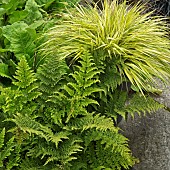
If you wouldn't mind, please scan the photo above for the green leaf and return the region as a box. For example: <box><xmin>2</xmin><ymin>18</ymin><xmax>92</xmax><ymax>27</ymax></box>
<box><xmin>0</xmin><ymin>63</ymin><xmax>11</xmax><ymax>78</ymax></box>
<box><xmin>1</xmin><ymin>0</ymin><xmax>22</xmax><ymax>14</ymax></box>
<box><xmin>25</xmin><ymin>0</ymin><xmax>43</xmax><ymax>25</ymax></box>
<box><xmin>2</xmin><ymin>22</ymin><xmax>37</xmax><ymax>60</ymax></box>
<box><xmin>29</xmin><ymin>20</ymin><xmax>45</xmax><ymax>29</ymax></box>
<box><xmin>8</xmin><ymin>10</ymin><xmax>28</xmax><ymax>24</ymax></box>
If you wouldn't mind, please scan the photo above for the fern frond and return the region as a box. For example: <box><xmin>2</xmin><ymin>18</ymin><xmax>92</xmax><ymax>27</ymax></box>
<box><xmin>13</xmin><ymin>57</ymin><xmax>37</xmax><ymax>88</ymax></box>
<box><xmin>50</xmin><ymin>107</ymin><xmax>66</xmax><ymax>126</ymax></box>
<box><xmin>27</xmin><ymin>136</ymin><xmax>83</xmax><ymax>167</ymax></box>
<box><xmin>105</xmin><ymin>90</ymin><xmax>128</xmax><ymax>122</ymax></box>
<box><xmin>56</xmin><ymin>136</ymin><xmax>83</xmax><ymax>165</ymax></box>
<box><xmin>7</xmin><ymin>113</ymin><xmax>53</xmax><ymax>141</ymax></box>
<box><xmin>37</xmin><ymin>55</ymin><xmax>68</xmax><ymax>105</ymax></box>
<box><xmin>6</xmin><ymin>143</ymin><xmax>21</xmax><ymax>169</ymax></box>
<box><xmin>19</xmin><ymin>156</ymin><xmax>58</xmax><ymax>170</ymax></box>
<box><xmin>84</xmin><ymin>130</ymin><xmax>137</xmax><ymax>169</ymax></box>
<box><xmin>0</xmin><ymin>88</ymin><xmax>23</xmax><ymax>115</ymax></box>
<box><xmin>65</xmin><ymin>51</ymin><xmax>102</xmax><ymax>98</ymax></box>
<box><xmin>86</xmin><ymin>140</ymin><xmax>134</xmax><ymax>170</ymax></box>
<box><xmin>65</xmin><ymin>113</ymin><xmax>118</xmax><ymax>132</ymax></box>
<box><xmin>7</xmin><ymin>113</ymin><xmax>73</xmax><ymax>150</ymax></box>
<box><xmin>0</xmin><ymin>135</ymin><xmax>15</xmax><ymax>168</ymax></box>
<box><xmin>124</xmin><ymin>93</ymin><xmax>164</xmax><ymax>118</ymax></box>
<box><xmin>101</xmin><ymin>63</ymin><xmax>126</xmax><ymax>92</ymax></box>
<box><xmin>64</xmin><ymin>51</ymin><xmax>103</xmax><ymax>122</ymax></box>
<box><xmin>0</xmin><ymin>58</ymin><xmax>41</xmax><ymax>116</ymax></box>
<box><xmin>49</xmin><ymin>131</ymin><xmax>71</xmax><ymax>148</ymax></box>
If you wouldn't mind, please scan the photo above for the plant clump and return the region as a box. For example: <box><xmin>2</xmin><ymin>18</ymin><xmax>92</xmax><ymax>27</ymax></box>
<box><xmin>43</xmin><ymin>0</ymin><xmax>170</xmax><ymax>93</ymax></box>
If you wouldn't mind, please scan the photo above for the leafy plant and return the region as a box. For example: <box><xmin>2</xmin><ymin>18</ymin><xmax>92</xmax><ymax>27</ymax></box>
<box><xmin>0</xmin><ymin>0</ymin><xmax>80</xmax><ymax>86</ymax></box>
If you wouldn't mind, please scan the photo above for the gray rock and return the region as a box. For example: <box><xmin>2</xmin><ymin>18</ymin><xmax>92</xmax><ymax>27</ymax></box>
<box><xmin>119</xmin><ymin>82</ymin><xmax>170</xmax><ymax>170</ymax></box>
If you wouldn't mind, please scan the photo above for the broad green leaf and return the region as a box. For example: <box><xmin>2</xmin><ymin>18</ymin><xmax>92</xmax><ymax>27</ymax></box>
<box><xmin>0</xmin><ymin>63</ymin><xmax>11</xmax><ymax>78</ymax></box>
<box><xmin>2</xmin><ymin>22</ymin><xmax>37</xmax><ymax>60</ymax></box>
<box><xmin>25</xmin><ymin>0</ymin><xmax>43</xmax><ymax>25</ymax></box>
<box><xmin>8</xmin><ymin>10</ymin><xmax>28</xmax><ymax>24</ymax></box>
<box><xmin>1</xmin><ymin>0</ymin><xmax>21</xmax><ymax>14</ymax></box>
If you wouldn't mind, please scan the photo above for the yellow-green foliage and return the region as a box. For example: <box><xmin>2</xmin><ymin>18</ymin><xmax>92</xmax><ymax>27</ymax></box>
<box><xmin>43</xmin><ymin>0</ymin><xmax>170</xmax><ymax>93</ymax></box>
<box><xmin>0</xmin><ymin>52</ymin><xmax>140</xmax><ymax>169</ymax></box>
<box><xmin>0</xmin><ymin>1</ymin><xmax>169</xmax><ymax>169</ymax></box>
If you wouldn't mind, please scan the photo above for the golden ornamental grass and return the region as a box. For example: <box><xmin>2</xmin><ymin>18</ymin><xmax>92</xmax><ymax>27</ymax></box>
<box><xmin>42</xmin><ymin>0</ymin><xmax>170</xmax><ymax>93</ymax></box>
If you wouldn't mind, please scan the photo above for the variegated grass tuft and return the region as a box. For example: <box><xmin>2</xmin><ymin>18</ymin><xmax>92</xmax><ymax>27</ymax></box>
<box><xmin>42</xmin><ymin>0</ymin><xmax>170</xmax><ymax>93</ymax></box>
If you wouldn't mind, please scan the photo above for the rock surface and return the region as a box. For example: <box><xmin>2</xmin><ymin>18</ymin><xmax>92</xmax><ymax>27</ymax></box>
<box><xmin>119</xmin><ymin>82</ymin><xmax>170</xmax><ymax>170</ymax></box>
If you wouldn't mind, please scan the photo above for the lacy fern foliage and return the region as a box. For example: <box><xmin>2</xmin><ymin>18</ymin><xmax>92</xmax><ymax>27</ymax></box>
<box><xmin>64</xmin><ymin>51</ymin><xmax>103</xmax><ymax>122</ymax></box>
<box><xmin>37</xmin><ymin>54</ymin><xmax>69</xmax><ymax>105</ymax></box>
<box><xmin>0</xmin><ymin>128</ymin><xmax>20</xmax><ymax>169</ymax></box>
<box><xmin>0</xmin><ymin>58</ymin><xmax>41</xmax><ymax>116</ymax></box>
<box><xmin>124</xmin><ymin>93</ymin><xmax>165</xmax><ymax>117</ymax></box>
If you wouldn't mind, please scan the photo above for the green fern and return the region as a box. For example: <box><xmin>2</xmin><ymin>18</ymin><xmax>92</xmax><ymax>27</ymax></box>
<box><xmin>1</xmin><ymin>43</ymin><xmax>162</xmax><ymax>169</ymax></box>
<box><xmin>100</xmin><ymin>60</ymin><xmax>126</xmax><ymax>93</ymax></box>
<box><xmin>0</xmin><ymin>128</ymin><xmax>5</xmax><ymax>149</ymax></box>
<box><xmin>19</xmin><ymin>156</ymin><xmax>62</xmax><ymax>170</ymax></box>
<box><xmin>36</xmin><ymin>55</ymin><xmax>69</xmax><ymax>126</ymax></box>
<box><xmin>0</xmin><ymin>128</ymin><xmax>16</xmax><ymax>169</ymax></box>
<box><xmin>37</xmin><ymin>55</ymin><xmax>69</xmax><ymax>105</ymax></box>
<box><xmin>13</xmin><ymin>57</ymin><xmax>37</xmax><ymax>89</ymax></box>
<box><xmin>0</xmin><ymin>58</ymin><xmax>42</xmax><ymax>169</ymax></box>
<box><xmin>104</xmin><ymin>89</ymin><xmax>128</xmax><ymax>122</ymax></box>
<box><xmin>0</xmin><ymin>57</ymin><xmax>41</xmax><ymax>116</ymax></box>
<box><xmin>6</xmin><ymin>143</ymin><xmax>21</xmax><ymax>170</ymax></box>
<box><xmin>65</xmin><ymin>113</ymin><xmax>136</xmax><ymax>169</ymax></box>
<box><xmin>7</xmin><ymin>113</ymin><xmax>71</xmax><ymax>148</ymax></box>
<box><xmin>115</xmin><ymin>93</ymin><xmax>165</xmax><ymax>118</ymax></box>
<box><xmin>65</xmin><ymin>113</ymin><xmax>118</xmax><ymax>132</ymax></box>
<box><xmin>7</xmin><ymin>113</ymin><xmax>53</xmax><ymax>140</ymax></box>
<box><xmin>84</xmin><ymin>130</ymin><xmax>137</xmax><ymax>169</ymax></box>
<box><xmin>26</xmin><ymin>136</ymin><xmax>83</xmax><ymax>168</ymax></box>
<box><xmin>64</xmin><ymin>51</ymin><xmax>103</xmax><ymax>122</ymax></box>
<box><xmin>7</xmin><ymin>113</ymin><xmax>83</xmax><ymax>168</ymax></box>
